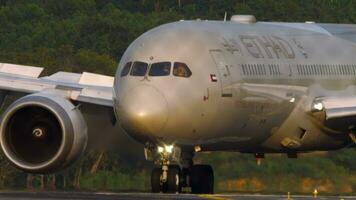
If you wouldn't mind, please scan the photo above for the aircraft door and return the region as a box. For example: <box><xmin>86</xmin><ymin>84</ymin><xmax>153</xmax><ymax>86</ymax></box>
<box><xmin>210</xmin><ymin>50</ymin><xmax>233</xmax><ymax>97</ymax></box>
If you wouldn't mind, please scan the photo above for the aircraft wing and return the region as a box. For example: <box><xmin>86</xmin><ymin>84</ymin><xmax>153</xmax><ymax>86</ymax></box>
<box><xmin>239</xmin><ymin>83</ymin><xmax>356</xmax><ymax>120</ymax></box>
<box><xmin>238</xmin><ymin>83</ymin><xmax>308</xmax><ymax>103</ymax></box>
<box><xmin>311</xmin><ymin>96</ymin><xmax>356</xmax><ymax>120</ymax></box>
<box><xmin>0</xmin><ymin>63</ymin><xmax>114</xmax><ymax>107</ymax></box>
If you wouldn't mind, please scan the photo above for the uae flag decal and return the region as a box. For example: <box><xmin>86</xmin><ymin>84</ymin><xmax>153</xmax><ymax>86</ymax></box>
<box><xmin>210</xmin><ymin>74</ymin><xmax>218</xmax><ymax>82</ymax></box>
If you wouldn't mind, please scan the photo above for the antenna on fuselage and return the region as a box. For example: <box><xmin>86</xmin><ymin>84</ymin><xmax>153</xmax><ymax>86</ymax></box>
<box><xmin>224</xmin><ymin>12</ymin><xmax>227</xmax><ymax>22</ymax></box>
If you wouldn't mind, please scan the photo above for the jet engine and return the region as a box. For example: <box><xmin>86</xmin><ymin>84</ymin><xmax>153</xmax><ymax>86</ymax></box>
<box><xmin>0</xmin><ymin>93</ymin><xmax>88</xmax><ymax>173</ymax></box>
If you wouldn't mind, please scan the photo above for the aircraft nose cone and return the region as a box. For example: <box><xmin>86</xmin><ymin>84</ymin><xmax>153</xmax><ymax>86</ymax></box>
<box><xmin>119</xmin><ymin>85</ymin><xmax>168</xmax><ymax>136</ymax></box>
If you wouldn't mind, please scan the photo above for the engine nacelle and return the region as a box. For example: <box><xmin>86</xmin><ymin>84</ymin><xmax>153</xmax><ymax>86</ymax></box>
<box><xmin>0</xmin><ymin>93</ymin><xmax>88</xmax><ymax>173</ymax></box>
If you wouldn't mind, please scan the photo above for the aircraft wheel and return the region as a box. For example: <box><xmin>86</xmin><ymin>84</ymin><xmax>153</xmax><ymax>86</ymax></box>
<box><xmin>190</xmin><ymin>165</ymin><xmax>214</xmax><ymax>194</ymax></box>
<box><xmin>166</xmin><ymin>165</ymin><xmax>181</xmax><ymax>193</ymax></box>
<box><xmin>151</xmin><ymin>168</ymin><xmax>162</xmax><ymax>193</ymax></box>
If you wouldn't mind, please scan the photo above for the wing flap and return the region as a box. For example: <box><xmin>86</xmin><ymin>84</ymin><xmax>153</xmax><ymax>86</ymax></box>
<box><xmin>0</xmin><ymin>63</ymin><xmax>43</xmax><ymax>78</ymax></box>
<box><xmin>79</xmin><ymin>72</ymin><xmax>114</xmax><ymax>87</ymax></box>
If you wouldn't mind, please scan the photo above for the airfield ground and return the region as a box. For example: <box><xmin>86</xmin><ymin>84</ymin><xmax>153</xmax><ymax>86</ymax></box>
<box><xmin>0</xmin><ymin>192</ymin><xmax>353</xmax><ymax>200</ymax></box>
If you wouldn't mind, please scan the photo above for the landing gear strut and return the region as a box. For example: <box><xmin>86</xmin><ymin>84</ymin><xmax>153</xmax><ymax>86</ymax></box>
<box><xmin>149</xmin><ymin>146</ymin><xmax>214</xmax><ymax>194</ymax></box>
<box><xmin>151</xmin><ymin>165</ymin><xmax>181</xmax><ymax>193</ymax></box>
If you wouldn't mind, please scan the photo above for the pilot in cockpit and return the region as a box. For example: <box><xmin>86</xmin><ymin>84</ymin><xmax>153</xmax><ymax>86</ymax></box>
<box><xmin>173</xmin><ymin>62</ymin><xmax>190</xmax><ymax>77</ymax></box>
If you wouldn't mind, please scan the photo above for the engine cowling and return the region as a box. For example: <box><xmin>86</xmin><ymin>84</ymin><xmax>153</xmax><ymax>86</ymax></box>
<box><xmin>0</xmin><ymin>93</ymin><xmax>88</xmax><ymax>173</ymax></box>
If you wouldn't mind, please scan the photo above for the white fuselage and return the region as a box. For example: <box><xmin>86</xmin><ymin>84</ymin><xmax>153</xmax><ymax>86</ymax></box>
<box><xmin>113</xmin><ymin>20</ymin><xmax>354</xmax><ymax>153</ymax></box>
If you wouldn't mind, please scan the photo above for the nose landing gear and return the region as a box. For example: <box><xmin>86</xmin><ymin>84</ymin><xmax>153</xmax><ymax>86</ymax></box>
<box><xmin>147</xmin><ymin>145</ymin><xmax>214</xmax><ymax>194</ymax></box>
<box><xmin>151</xmin><ymin>165</ymin><xmax>181</xmax><ymax>193</ymax></box>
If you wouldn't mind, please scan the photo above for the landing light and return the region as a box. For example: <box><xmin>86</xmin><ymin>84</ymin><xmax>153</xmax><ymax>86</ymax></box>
<box><xmin>165</xmin><ymin>145</ymin><xmax>174</xmax><ymax>153</ymax></box>
<box><xmin>313</xmin><ymin>102</ymin><xmax>324</xmax><ymax>111</ymax></box>
<box><xmin>138</xmin><ymin>111</ymin><xmax>146</xmax><ymax>117</ymax></box>
<box><xmin>157</xmin><ymin>145</ymin><xmax>174</xmax><ymax>154</ymax></box>
<box><xmin>157</xmin><ymin>146</ymin><xmax>164</xmax><ymax>153</ymax></box>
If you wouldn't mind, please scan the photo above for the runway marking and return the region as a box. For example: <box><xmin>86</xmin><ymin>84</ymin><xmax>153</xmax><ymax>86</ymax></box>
<box><xmin>198</xmin><ymin>194</ymin><xmax>232</xmax><ymax>200</ymax></box>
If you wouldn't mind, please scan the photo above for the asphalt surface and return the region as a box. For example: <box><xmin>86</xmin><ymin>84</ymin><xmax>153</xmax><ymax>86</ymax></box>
<box><xmin>0</xmin><ymin>192</ymin><xmax>353</xmax><ymax>200</ymax></box>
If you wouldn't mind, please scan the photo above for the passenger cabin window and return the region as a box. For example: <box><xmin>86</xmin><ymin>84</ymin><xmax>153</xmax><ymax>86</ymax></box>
<box><xmin>149</xmin><ymin>62</ymin><xmax>171</xmax><ymax>76</ymax></box>
<box><xmin>130</xmin><ymin>61</ymin><xmax>148</xmax><ymax>76</ymax></box>
<box><xmin>120</xmin><ymin>62</ymin><xmax>132</xmax><ymax>77</ymax></box>
<box><xmin>173</xmin><ymin>62</ymin><xmax>192</xmax><ymax>78</ymax></box>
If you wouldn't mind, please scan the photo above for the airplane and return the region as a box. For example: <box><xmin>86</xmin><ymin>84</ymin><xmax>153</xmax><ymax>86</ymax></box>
<box><xmin>0</xmin><ymin>14</ymin><xmax>355</xmax><ymax>194</ymax></box>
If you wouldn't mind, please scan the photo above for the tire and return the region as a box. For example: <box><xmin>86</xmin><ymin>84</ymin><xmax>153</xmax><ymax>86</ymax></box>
<box><xmin>181</xmin><ymin>168</ymin><xmax>190</xmax><ymax>187</ymax></box>
<box><xmin>151</xmin><ymin>168</ymin><xmax>162</xmax><ymax>193</ymax></box>
<box><xmin>190</xmin><ymin>165</ymin><xmax>214</xmax><ymax>194</ymax></box>
<box><xmin>166</xmin><ymin>165</ymin><xmax>181</xmax><ymax>193</ymax></box>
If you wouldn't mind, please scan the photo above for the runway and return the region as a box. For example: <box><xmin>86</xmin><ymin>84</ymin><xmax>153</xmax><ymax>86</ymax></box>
<box><xmin>0</xmin><ymin>192</ymin><xmax>353</xmax><ymax>200</ymax></box>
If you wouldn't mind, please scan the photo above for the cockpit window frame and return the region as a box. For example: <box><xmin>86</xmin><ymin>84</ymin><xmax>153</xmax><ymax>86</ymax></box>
<box><xmin>148</xmin><ymin>62</ymin><xmax>172</xmax><ymax>77</ymax></box>
<box><xmin>120</xmin><ymin>62</ymin><xmax>132</xmax><ymax>77</ymax></box>
<box><xmin>173</xmin><ymin>62</ymin><xmax>192</xmax><ymax>78</ymax></box>
<box><xmin>130</xmin><ymin>61</ymin><xmax>149</xmax><ymax>77</ymax></box>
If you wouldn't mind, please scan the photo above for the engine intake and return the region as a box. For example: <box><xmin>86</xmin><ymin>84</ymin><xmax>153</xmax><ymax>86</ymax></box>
<box><xmin>0</xmin><ymin>93</ymin><xmax>88</xmax><ymax>173</ymax></box>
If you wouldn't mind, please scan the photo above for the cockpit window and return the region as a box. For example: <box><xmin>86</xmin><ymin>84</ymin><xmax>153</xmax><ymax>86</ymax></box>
<box><xmin>149</xmin><ymin>62</ymin><xmax>171</xmax><ymax>76</ymax></box>
<box><xmin>120</xmin><ymin>62</ymin><xmax>132</xmax><ymax>77</ymax></box>
<box><xmin>130</xmin><ymin>61</ymin><xmax>148</xmax><ymax>76</ymax></box>
<box><xmin>173</xmin><ymin>62</ymin><xmax>192</xmax><ymax>78</ymax></box>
